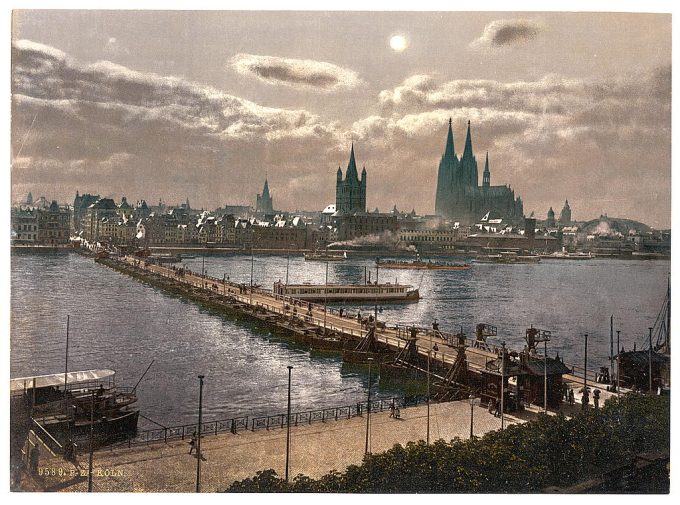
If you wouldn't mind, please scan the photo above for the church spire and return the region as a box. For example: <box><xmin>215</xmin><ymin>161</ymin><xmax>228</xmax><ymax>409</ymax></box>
<box><xmin>262</xmin><ymin>178</ymin><xmax>270</xmax><ymax>197</ymax></box>
<box><xmin>483</xmin><ymin>151</ymin><xmax>490</xmax><ymax>188</ymax></box>
<box><xmin>462</xmin><ymin>120</ymin><xmax>473</xmax><ymax>159</ymax></box>
<box><xmin>444</xmin><ymin>117</ymin><xmax>455</xmax><ymax>158</ymax></box>
<box><xmin>347</xmin><ymin>142</ymin><xmax>358</xmax><ymax>181</ymax></box>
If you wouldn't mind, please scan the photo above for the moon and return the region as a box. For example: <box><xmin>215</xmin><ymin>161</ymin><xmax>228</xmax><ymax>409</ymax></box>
<box><xmin>389</xmin><ymin>34</ymin><xmax>408</xmax><ymax>52</ymax></box>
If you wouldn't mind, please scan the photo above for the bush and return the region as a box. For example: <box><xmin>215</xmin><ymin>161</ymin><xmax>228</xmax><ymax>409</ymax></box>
<box><xmin>227</xmin><ymin>394</ymin><xmax>669</xmax><ymax>493</ymax></box>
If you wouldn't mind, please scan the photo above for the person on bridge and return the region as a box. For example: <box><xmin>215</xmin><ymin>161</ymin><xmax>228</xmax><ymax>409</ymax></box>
<box><xmin>433</xmin><ymin>343</ymin><xmax>439</xmax><ymax>359</ymax></box>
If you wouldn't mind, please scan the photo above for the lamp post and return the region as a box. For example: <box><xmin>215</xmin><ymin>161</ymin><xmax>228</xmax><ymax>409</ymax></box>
<box><xmin>582</xmin><ymin>334</ymin><xmax>588</xmax><ymax>411</ymax></box>
<box><xmin>285</xmin><ymin>366</ymin><xmax>293</xmax><ymax>482</ymax></box>
<box><xmin>427</xmin><ymin>331</ymin><xmax>431</xmax><ymax>445</ymax></box>
<box><xmin>648</xmin><ymin>327</ymin><xmax>653</xmax><ymax>393</ymax></box>
<box><xmin>365</xmin><ymin>358</ymin><xmax>373</xmax><ymax>455</ymax></box>
<box><xmin>544</xmin><ymin>339</ymin><xmax>548</xmax><ymax>413</ymax></box>
<box><xmin>500</xmin><ymin>341</ymin><xmax>506</xmax><ymax>430</ymax></box>
<box><xmin>286</xmin><ymin>246</ymin><xmax>291</xmax><ymax>286</ymax></box>
<box><xmin>468</xmin><ymin>394</ymin><xmax>480</xmax><ymax>439</ymax></box>
<box><xmin>616</xmin><ymin>330</ymin><xmax>621</xmax><ymax>398</ymax></box>
<box><xmin>196</xmin><ymin>375</ymin><xmax>205</xmax><ymax>493</ymax></box>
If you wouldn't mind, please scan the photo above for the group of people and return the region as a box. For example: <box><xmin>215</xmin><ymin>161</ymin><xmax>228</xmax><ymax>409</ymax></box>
<box><xmin>388</xmin><ymin>403</ymin><xmax>401</xmax><ymax>419</ymax></box>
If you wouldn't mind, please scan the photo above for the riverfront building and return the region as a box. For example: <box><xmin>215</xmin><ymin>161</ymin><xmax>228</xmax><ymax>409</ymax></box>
<box><xmin>434</xmin><ymin>119</ymin><xmax>523</xmax><ymax>225</ymax></box>
<box><xmin>11</xmin><ymin>200</ymin><xmax>71</xmax><ymax>245</ymax></box>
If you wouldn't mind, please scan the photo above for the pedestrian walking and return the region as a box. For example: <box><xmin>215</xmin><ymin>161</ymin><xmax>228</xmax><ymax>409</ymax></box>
<box><xmin>389</xmin><ymin>403</ymin><xmax>395</xmax><ymax>418</ymax></box>
<box><xmin>568</xmin><ymin>388</ymin><xmax>575</xmax><ymax>405</ymax></box>
<box><xmin>394</xmin><ymin>407</ymin><xmax>401</xmax><ymax>419</ymax></box>
<box><xmin>188</xmin><ymin>431</ymin><xmax>197</xmax><ymax>455</ymax></box>
<box><xmin>593</xmin><ymin>389</ymin><xmax>600</xmax><ymax>410</ymax></box>
<box><xmin>433</xmin><ymin>343</ymin><xmax>439</xmax><ymax>359</ymax></box>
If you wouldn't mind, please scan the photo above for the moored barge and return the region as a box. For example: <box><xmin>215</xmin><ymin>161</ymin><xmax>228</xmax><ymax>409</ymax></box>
<box><xmin>273</xmin><ymin>281</ymin><xmax>419</xmax><ymax>303</ymax></box>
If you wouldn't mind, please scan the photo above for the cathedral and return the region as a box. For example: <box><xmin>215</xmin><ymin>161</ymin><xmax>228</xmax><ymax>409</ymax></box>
<box><xmin>335</xmin><ymin>143</ymin><xmax>366</xmax><ymax>213</ymax></box>
<box><xmin>435</xmin><ymin>119</ymin><xmax>523</xmax><ymax>224</ymax></box>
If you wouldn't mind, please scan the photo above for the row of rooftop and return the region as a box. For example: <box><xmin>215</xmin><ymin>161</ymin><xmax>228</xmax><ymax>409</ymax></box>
<box><xmin>11</xmin><ymin>191</ymin><xmax>669</xmax><ymax>257</ymax></box>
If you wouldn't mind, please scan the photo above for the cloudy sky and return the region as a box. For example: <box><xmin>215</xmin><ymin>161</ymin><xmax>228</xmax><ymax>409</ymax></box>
<box><xmin>10</xmin><ymin>10</ymin><xmax>671</xmax><ymax>227</ymax></box>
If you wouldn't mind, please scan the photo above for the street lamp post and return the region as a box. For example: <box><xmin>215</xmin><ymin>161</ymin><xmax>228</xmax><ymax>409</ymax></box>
<box><xmin>616</xmin><ymin>330</ymin><xmax>621</xmax><ymax>398</ymax></box>
<box><xmin>544</xmin><ymin>339</ymin><xmax>548</xmax><ymax>413</ymax></box>
<box><xmin>285</xmin><ymin>366</ymin><xmax>293</xmax><ymax>482</ymax></box>
<box><xmin>648</xmin><ymin>327</ymin><xmax>653</xmax><ymax>393</ymax></box>
<box><xmin>365</xmin><ymin>358</ymin><xmax>373</xmax><ymax>455</ymax></box>
<box><xmin>427</xmin><ymin>331</ymin><xmax>431</xmax><ymax>445</ymax></box>
<box><xmin>196</xmin><ymin>375</ymin><xmax>205</xmax><ymax>493</ymax></box>
<box><xmin>500</xmin><ymin>342</ymin><xmax>505</xmax><ymax>430</ymax></box>
<box><xmin>583</xmin><ymin>334</ymin><xmax>588</xmax><ymax>410</ymax></box>
<box><xmin>468</xmin><ymin>394</ymin><xmax>479</xmax><ymax>439</ymax></box>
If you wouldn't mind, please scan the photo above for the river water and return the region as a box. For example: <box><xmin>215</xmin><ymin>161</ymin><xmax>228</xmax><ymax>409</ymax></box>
<box><xmin>10</xmin><ymin>250</ymin><xmax>669</xmax><ymax>426</ymax></box>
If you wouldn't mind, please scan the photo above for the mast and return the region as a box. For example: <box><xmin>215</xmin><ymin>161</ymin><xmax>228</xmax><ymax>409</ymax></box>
<box><xmin>666</xmin><ymin>275</ymin><xmax>671</xmax><ymax>354</ymax></box>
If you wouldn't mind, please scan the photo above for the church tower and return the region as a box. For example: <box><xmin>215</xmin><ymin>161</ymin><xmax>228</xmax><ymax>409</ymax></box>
<box><xmin>460</xmin><ymin>120</ymin><xmax>478</xmax><ymax>188</ymax></box>
<box><xmin>256</xmin><ymin>178</ymin><xmax>274</xmax><ymax>214</ymax></box>
<box><xmin>336</xmin><ymin>143</ymin><xmax>367</xmax><ymax>213</ymax></box>
<box><xmin>559</xmin><ymin>200</ymin><xmax>572</xmax><ymax>224</ymax></box>
<box><xmin>435</xmin><ymin>118</ymin><xmax>457</xmax><ymax>216</ymax></box>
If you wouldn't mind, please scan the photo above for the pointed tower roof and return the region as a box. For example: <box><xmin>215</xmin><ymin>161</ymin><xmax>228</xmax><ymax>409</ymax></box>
<box><xmin>462</xmin><ymin>120</ymin><xmax>473</xmax><ymax>159</ymax></box>
<box><xmin>483</xmin><ymin>152</ymin><xmax>490</xmax><ymax>174</ymax></box>
<box><xmin>346</xmin><ymin>142</ymin><xmax>359</xmax><ymax>180</ymax></box>
<box><xmin>444</xmin><ymin>117</ymin><xmax>455</xmax><ymax>158</ymax></box>
<box><xmin>262</xmin><ymin>178</ymin><xmax>270</xmax><ymax>197</ymax></box>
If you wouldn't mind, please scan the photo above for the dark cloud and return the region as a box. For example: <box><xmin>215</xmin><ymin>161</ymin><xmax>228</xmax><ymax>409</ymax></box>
<box><xmin>11</xmin><ymin>40</ymin><xmax>343</xmax><ymax>210</ymax></box>
<box><xmin>471</xmin><ymin>19</ymin><xmax>542</xmax><ymax>50</ymax></box>
<box><xmin>230</xmin><ymin>53</ymin><xmax>363</xmax><ymax>92</ymax></box>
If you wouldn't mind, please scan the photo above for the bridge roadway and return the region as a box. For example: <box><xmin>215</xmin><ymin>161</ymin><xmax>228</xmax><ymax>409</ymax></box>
<box><xmin>120</xmin><ymin>256</ymin><xmax>498</xmax><ymax>369</ymax></box>
<box><xmin>118</xmin><ymin>255</ymin><xmax>619</xmax><ymax>403</ymax></box>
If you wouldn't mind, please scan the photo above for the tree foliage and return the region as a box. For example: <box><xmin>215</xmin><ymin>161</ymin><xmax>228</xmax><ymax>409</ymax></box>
<box><xmin>228</xmin><ymin>394</ymin><xmax>669</xmax><ymax>493</ymax></box>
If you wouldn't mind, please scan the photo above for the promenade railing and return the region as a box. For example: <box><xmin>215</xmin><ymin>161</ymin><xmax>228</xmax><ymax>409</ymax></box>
<box><xmin>105</xmin><ymin>395</ymin><xmax>428</xmax><ymax>451</ymax></box>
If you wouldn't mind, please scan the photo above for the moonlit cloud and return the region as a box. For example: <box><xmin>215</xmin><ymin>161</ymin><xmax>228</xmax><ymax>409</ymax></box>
<box><xmin>349</xmin><ymin>67</ymin><xmax>670</xmax><ymax>224</ymax></box>
<box><xmin>11</xmin><ymin>40</ymin><xmax>342</xmax><ymax>210</ymax></box>
<box><xmin>229</xmin><ymin>53</ymin><xmax>364</xmax><ymax>92</ymax></box>
<box><xmin>470</xmin><ymin>19</ymin><xmax>542</xmax><ymax>51</ymax></box>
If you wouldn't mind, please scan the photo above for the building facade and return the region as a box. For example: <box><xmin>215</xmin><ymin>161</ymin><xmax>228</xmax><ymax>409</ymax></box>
<box><xmin>434</xmin><ymin>119</ymin><xmax>523</xmax><ymax>224</ymax></box>
<box><xmin>336</xmin><ymin>144</ymin><xmax>366</xmax><ymax>214</ymax></box>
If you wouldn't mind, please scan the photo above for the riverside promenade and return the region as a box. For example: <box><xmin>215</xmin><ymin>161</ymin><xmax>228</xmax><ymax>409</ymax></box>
<box><xmin>25</xmin><ymin>399</ymin><xmax>538</xmax><ymax>492</ymax></box>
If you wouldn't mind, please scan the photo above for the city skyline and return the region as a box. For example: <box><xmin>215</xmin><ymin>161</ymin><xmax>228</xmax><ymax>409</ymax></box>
<box><xmin>11</xmin><ymin>11</ymin><xmax>671</xmax><ymax>228</ymax></box>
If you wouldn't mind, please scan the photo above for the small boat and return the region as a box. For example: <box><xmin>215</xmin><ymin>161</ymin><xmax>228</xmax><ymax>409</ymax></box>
<box><xmin>377</xmin><ymin>257</ymin><xmax>471</xmax><ymax>270</ymax></box>
<box><xmin>474</xmin><ymin>252</ymin><xmax>541</xmax><ymax>264</ymax></box>
<box><xmin>540</xmin><ymin>251</ymin><xmax>593</xmax><ymax>260</ymax></box>
<box><xmin>273</xmin><ymin>281</ymin><xmax>419</xmax><ymax>303</ymax></box>
<box><xmin>304</xmin><ymin>251</ymin><xmax>347</xmax><ymax>261</ymax></box>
